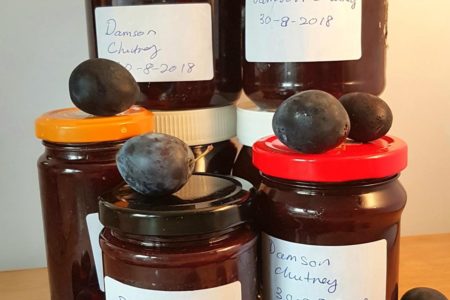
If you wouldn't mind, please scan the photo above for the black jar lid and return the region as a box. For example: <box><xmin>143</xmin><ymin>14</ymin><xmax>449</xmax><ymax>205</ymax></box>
<box><xmin>99</xmin><ymin>173</ymin><xmax>254</xmax><ymax>236</ymax></box>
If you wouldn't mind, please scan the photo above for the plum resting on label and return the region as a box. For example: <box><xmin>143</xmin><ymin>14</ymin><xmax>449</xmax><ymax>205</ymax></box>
<box><xmin>272</xmin><ymin>90</ymin><xmax>350</xmax><ymax>154</ymax></box>
<box><xmin>116</xmin><ymin>133</ymin><xmax>195</xmax><ymax>197</ymax></box>
<box><xmin>401</xmin><ymin>287</ymin><xmax>448</xmax><ymax>300</ymax></box>
<box><xmin>69</xmin><ymin>58</ymin><xmax>139</xmax><ymax>116</ymax></box>
<box><xmin>339</xmin><ymin>92</ymin><xmax>393</xmax><ymax>142</ymax></box>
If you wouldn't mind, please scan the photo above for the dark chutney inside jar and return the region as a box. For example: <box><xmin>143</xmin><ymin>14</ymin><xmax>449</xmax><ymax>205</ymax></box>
<box><xmin>38</xmin><ymin>141</ymin><xmax>123</xmax><ymax>300</ymax></box>
<box><xmin>233</xmin><ymin>145</ymin><xmax>260</xmax><ymax>187</ymax></box>
<box><xmin>243</xmin><ymin>0</ymin><xmax>387</xmax><ymax>109</ymax></box>
<box><xmin>257</xmin><ymin>176</ymin><xmax>406</xmax><ymax>300</ymax></box>
<box><xmin>98</xmin><ymin>174</ymin><xmax>258</xmax><ymax>299</ymax></box>
<box><xmin>85</xmin><ymin>0</ymin><xmax>242</xmax><ymax>110</ymax></box>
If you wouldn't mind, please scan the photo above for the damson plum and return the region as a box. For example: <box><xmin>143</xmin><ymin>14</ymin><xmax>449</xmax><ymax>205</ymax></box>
<box><xmin>339</xmin><ymin>92</ymin><xmax>393</xmax><ymax>142</ymax></box>
<box><xmin>116</xmin><ymin>133</ymin><xmax>195</xmax><ymax>196</ymax></box>
<box><xmin>272</xmin><ymin>90</ymin><xmax>350</xmax><ymax>154</ymax></box>
<box><xmin>69</xmin><ymin>58</ymin><xmax>139</xmax><ymax>116</ymax></box>
<box><xmin>401</xmin><ymin>287</ymin><xmax>448</xmax><ymax>300</ymax></box>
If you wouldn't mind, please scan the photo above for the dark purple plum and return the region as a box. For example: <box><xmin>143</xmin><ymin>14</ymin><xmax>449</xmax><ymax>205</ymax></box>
<box><xmin>69</xmin><ymin>58</ymin><xmax>139</xmax><ymax>116</ymax></box>
<box><xmin>339</xmin><ymin>92</ymin><xmax>393</xmax><ymax>142</ymax></box>
<box><xmin>116</xmin><ymin>133</ymin><xmax>195</xmax><ymax>196</ymax></box>
<box><xmin>272</xmin><ymin>90</ymin><xmax>350</xmax><ymax>154</ymax></box>
<box><xmin>401</xmin><ymin>287</ymin><xmax>448</xmax><ymax>300</ymax></box>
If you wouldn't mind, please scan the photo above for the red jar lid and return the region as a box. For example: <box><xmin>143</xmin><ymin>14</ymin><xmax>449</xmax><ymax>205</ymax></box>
<box><xmin>253</xmin><ymin>135</ymin><xmax>407</xmax><ymax>182</ymax></box>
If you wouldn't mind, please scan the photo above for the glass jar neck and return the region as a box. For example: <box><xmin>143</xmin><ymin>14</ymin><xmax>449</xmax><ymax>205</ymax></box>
<box><xmin>108</xmin><ymin>225</ymin><xmax>247</xmax><ymax>249</ymax></box>
<box><xmin>42</xmin><ymin>140</ymin><xmax>125</xmax><ymax>161</ymax></box>
<box><xmin>261</xmin><ymin>173</ymin><xmax>400</xmax><ymax>190</ymax></box>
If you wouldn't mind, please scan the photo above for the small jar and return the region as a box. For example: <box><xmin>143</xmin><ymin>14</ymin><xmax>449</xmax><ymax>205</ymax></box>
<box><xmin>35</xmin><ymin>106</ymin><xmax>153</xmax><ymax>300</ymax></box>
<box><xmin>98</xmin><ymin>174</ymin><xmax>258</xmax><ymax>299</ymax></box>
<box><xmin>253</xmin><ymin>136</ymin><xmax>407</xmax><ymax>300</ymax></box>
<box><xmin>85</xmin><ymin>0</ymin><xmax>242</xmax><ymax>110</ymax></box>
<box><xmin>153</xmin><ymin>105</ymin><xmax>238</xmax><ymax>175</ymax></box>
<box><xmin>243</xmin><ymin>0</ymin><xmax>388</xmax><ymax>109</ymax></box>
<box><xmin>232</xmin><ymin>98</ymin><xmax>274</xmax><ymax>187</ymax></box>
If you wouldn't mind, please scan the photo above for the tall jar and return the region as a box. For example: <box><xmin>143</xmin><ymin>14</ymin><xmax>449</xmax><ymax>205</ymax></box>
<box><xmin>253</xmin><ymin>135</ymin><xmax>407</xmax><ymax>300</ymax></box>
<box><xmin>243</xmin><ymin>0</ymin><xmax>388</xmax><ymax>109</ymax></box>
<box><xmin>35</xmin><ymin>106</ymin><xmax>153</xmax><ymax>300</ymax></box>
<box><xmin>85</xmin><ymin>0</ymin><xmax>242</xmax><ymax>110</ymax></box>
<box><xmin>98</xmin><ymin>174</ymin><xmax>258</xmax><ymax>299</ymax></box>
<box><xmin>153</xmin><ymin>105</ymin><xmax>238</xmax><ymax>175</ymax></box>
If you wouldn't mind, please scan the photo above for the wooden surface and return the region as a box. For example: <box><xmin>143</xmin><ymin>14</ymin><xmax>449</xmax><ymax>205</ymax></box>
<box><xmin>0</xmin><ymin>234</ymin><xmax>449</xmax><ymax>299</ymax></box>
<box><xmin>399</xmin><ymin>233</ymin><xmax>450</xmax><ymax>297</ymax></box>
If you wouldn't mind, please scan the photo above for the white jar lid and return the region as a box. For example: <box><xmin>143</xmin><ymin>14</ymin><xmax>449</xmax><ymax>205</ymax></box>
<box><xmin>152</xmin><ymin>105</ymin><xmax>236</xmax><ymax>146</ymax></box>
<box><xmin>236</xmin><ymin>98</ymin><xmax>275</xmax><ymax>147</ymax></box>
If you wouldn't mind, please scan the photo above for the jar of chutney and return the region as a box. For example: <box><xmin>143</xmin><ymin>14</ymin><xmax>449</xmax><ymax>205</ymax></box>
<box><xmin>98</xmin><ymin>173</ymin><xmax>258</xmax><ymax>299</ymax></box>
<box><xmin>244</xmin><ymin>0</ymin><xmax>388</xmax><ymax>109</ymax></box>
<box><xmin>35</xmin><ymin>106</ymin><xmax>153</xmax><ymax>300</ymax></box>
<box><xmin>253</xmin><ymin>135</ymin><xmax>407</xmax><ymax>300</ymax></box>
<box><xmin>85</xmin><ymin>0</ymin><xmax>242</xmax><ymax>110</ymax></box>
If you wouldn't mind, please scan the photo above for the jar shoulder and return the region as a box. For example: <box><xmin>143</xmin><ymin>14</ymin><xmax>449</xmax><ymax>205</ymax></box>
<box><xmin>257</xmin><ymin>178</ymin><xmax>407</xmax><ymax>215</ymax></box>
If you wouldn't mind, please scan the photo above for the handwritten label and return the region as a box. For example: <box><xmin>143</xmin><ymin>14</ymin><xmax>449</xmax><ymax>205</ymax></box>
<box><xmin>262</xmin><ymin>233</ymin><xmax>386</xmax><ymax>300</ymax></box>
<box><xmin>86</xmin><ymin>213</ymin><xmax>105</xmax><ymax>291</ymax></box>
<box><xmin>245</xmin><ymin>0</ymin><xmax>362</xmax><ymax>62</ymax></box>
<box><xmin>105</xmin><ymin>277</ymin><xmax>242</xmax><ymax>300</ymax></box>
<box><xmin>95</xmin><ymin>4</ymin><xmax>214</xmax><ymax>82</ymax></box>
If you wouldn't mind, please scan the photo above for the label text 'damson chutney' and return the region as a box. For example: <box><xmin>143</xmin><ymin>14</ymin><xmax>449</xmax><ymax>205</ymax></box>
<box><xmin>244</xmin><ymin>0</ymin><xmax>387</xmax><ymax>109</ymax></box>
<box><xmin>35</xmin><ymin>106</ymin><xmax>153</xmax><ymax>300</ymax></box>
<box><xmin>85</xmin><ymin>0</ymin><xmax>242</xmax><ymax>110</ymax></box>
<box><xmin>253</xmin><ymin>136</ymin><xmax>407</xmax><ymax>300</ymax></box>
<box><xmin>98</xmin><ymin>174</ymin><xmax>258</xmax><ymax>300</ymax></box>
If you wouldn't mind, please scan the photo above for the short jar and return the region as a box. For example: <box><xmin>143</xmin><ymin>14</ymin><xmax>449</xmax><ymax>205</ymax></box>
<box><xmin>232</xmin><ymin>98</ymin><xmax>274</xmax><ymax>187</ymax></box>
<box><xmin>35</xmin><ymin>106</ymin><xmax>153</xmax><ymax>300</ymax></box>
<box><xmin>85</xmin><ymin>0</ymin><xmax>242</xmax><ymax>110</ymax></box>
<box><xmin>98</xmin><ymin>174</ymin><xmax>258</xmax><ymax>299</ymax></box>
<box><xmin>253</xmin><ymin>136</ymin><xmax>407</xmax><ymax>300</ymax></box>
<box><xmin>153</xmin><ymin>105</ymin><xmax>238</xmax><ymax>175</ymax></box>
<box><xmin>243</xmin><ymin>0</ymin><xmax>388</xmax><ymax>109</ymax></box>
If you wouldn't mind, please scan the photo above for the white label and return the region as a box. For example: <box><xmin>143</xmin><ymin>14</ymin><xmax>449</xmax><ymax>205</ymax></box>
<box><xmin>105</xmin><ymin>277</ymin><xmax>242</xmax><ymax>300</ymax></box>
<box><xmin>245</xmin><ymin>0</ymin><xmax>362</xmax><ymax>62</ymax></box>
<box><xmin>95</xmin><ymin>4</ymin><xmax>214</xmax><ymax>82</ymax></box>
<box><xmin>262</xmin><ymin>233</ymin><xmax>386</xmax><ymax>300</ymax></box>
<box><xmin>86</xmin><ymin>213</ymin><xmax>105</xmax><ymax>292</ymax></box>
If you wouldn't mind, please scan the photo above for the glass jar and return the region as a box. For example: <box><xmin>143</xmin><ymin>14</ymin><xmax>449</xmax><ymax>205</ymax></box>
<box><xmin>253</xmin><ymin>135</ymin><xmax>407</xmax><ymax>300</ymax></box>
<box><xmin>85</xmin><ymin>0</ymin><xmax>242</xmax><ymax>110</ymax></box>
<box><xmin>98</xmin><ymin>174</ymin><xmax>258</xmax><ymax>299</ymax></box>
<box><xmin>232</xmin><ymin>98</ymin><xmax>274</xmax><ymax>187</ymax></box>
<box><xmin>35</xmin><ymin>106</ymin><xmax>153</xmax><ymax>300</ymax></box>
<box><xmin>243</xmin><ymin>0</ymin><xmax>388</xmax><ymax>109</ymax></box>
<box><xmin>153</xmin><ymin>105</ymin><xmax>238</xmax><ymax>174</ymax></box>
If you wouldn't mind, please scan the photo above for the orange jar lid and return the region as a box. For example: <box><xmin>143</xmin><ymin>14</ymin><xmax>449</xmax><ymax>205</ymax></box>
<box><xmin>35</xmin><ymin>106</ymin><xmax>153</xmax><ymax>143</ymax></box>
